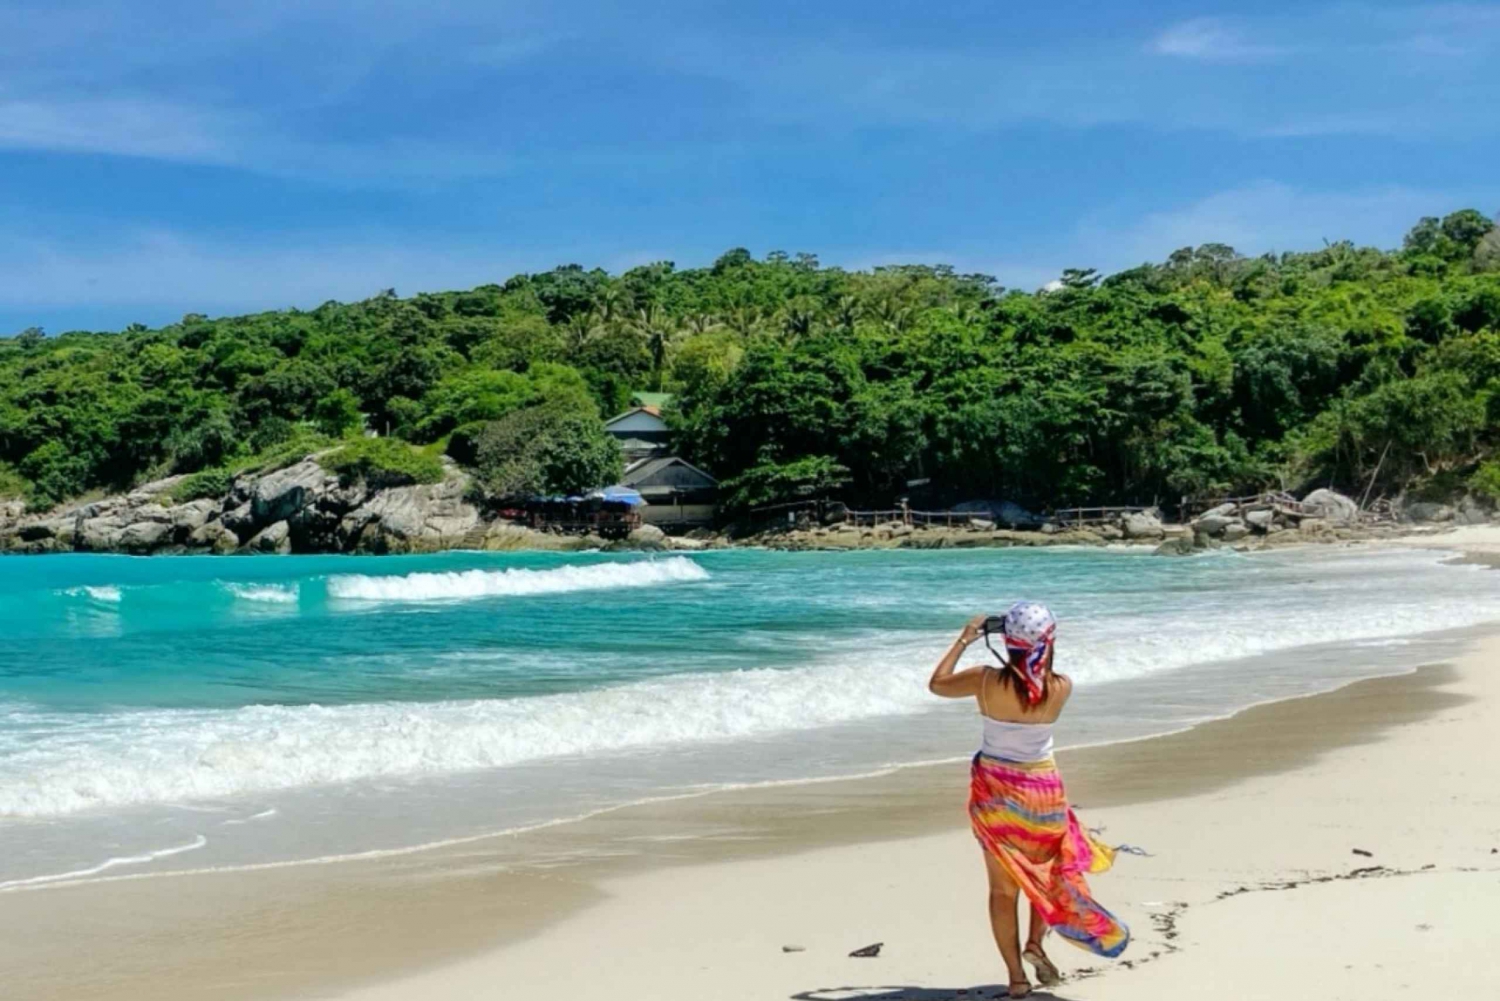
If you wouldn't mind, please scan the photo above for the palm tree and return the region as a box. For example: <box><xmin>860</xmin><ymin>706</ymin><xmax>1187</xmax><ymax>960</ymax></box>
<box><xmin>829</xmin><ymin>295</ymin><xmax>860</xmax><ymax>335</ymax></box>
<box><xmin>724</xmin><ymin>304</ymin><xmax>767</xmax><ymax>340</ymax></box>
<box><xmin>631</xmin><ymin>305</ymin><xmax>681</xmax><ymax>390</ymax></box>
<box><xmin>871</xmin><ymin>296</ymin><xmax>915</xmax><ymax>334</ymax></box>
<box><xmin>564</xmin><ymin>310</ymin><xmax>603</xmax><ymax>353</ymax></box>
<box><xmin>683</xmin><ymin>312</ymin><xmax>723</xmax><ymax>337</ymax></box>
<box><xmin>779</xmin><ymin>302</ymin><xmax>817</xmax><ymax>342</ymax></box>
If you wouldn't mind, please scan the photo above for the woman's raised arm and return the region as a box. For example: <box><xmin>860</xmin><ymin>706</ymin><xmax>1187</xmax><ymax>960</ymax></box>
<box><xmin>928</xmin><ymin>614</ymin><xmax>988</xmax><ymax>698</ymax></box>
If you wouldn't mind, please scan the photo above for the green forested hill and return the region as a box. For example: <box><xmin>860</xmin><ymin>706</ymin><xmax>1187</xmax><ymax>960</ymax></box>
<box><xmin>3</xmin><ymin>209</ymin><xmax>1499</xmax><ymax>514</ymax></box>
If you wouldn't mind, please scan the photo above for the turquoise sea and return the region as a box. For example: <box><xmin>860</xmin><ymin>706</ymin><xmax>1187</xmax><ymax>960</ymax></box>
<box><xmin>2</xmin><ymin>545</ymin><xmax>1498</xmax><ymax>890</ymax></box>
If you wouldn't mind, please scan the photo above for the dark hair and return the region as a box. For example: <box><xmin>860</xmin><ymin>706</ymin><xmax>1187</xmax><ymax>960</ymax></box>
<box><xmin>997</xmin><ymin>647</ymin><xmax>1056</xmax><ymax>707</ymax></box>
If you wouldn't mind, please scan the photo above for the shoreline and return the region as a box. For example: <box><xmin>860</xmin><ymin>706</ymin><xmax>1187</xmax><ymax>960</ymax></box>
<box><xmin>2</xmin><ymin>537</ymin><xmax>1496</xmax><ymax>1000</ymax></box>
<box><xmin>2</xmin><ymin>626</ymin><xmax>1492</xmax><ymax>1000</ymax></box>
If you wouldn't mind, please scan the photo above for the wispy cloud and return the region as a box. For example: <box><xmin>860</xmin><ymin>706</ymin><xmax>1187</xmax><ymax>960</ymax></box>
<box><xmin>0</xmin><ymin>98</ymin><xmax>237</xmax><ymax>162</ymax></box>
<box><xmin>1150</xmin><ymin>18</ymin><xmax>1289</xmax><ymax>61</ymax></box>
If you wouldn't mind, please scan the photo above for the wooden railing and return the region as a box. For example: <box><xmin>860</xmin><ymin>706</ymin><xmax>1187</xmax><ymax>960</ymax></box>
<box><xmin>1051</xmin><ymin>505</ymin><xmax>1157</xmax><ymax>527</ymax></box>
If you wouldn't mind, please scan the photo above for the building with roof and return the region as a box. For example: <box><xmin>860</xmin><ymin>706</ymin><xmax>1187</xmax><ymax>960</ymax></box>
<box><xmin>603</xmin><ymin>406</ymin><xmax>671</xmax><ymax>461</ymax></box>
<box><xmin>619</xmin><ymin>455</ymin><xmax>719</xmax><ymax>529</ymax></box>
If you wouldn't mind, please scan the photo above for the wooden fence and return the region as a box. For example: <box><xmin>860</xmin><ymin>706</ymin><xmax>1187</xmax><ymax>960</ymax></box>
<box><xmin>1051</xmin><ymin>505</ymin><xmax>1157</xmax><ymax>527</ymax></box>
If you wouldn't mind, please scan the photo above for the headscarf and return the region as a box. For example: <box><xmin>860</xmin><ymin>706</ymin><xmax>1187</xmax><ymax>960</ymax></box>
<box><xmin>997</xmin><ymin>600</ymin><xmax>1057</xmax><ymax>704</ymax></box>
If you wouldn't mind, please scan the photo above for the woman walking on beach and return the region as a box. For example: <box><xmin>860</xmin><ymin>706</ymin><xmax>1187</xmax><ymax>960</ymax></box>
<box><xmin>929</xmin><ymin>601</ymin><xmax>1128</xmax><ymax>998</ymax></box>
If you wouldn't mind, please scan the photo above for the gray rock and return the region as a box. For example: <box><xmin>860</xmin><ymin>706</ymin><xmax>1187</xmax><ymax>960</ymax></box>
<box><xmin>17</xmin><ymin>518</ymin><xmax>67</xmax><ymax>542</ymax></box>
<box><xmin>221</xmin><ymin>502</ymin><xmax>256</xmax><ymax>539</ymax></box>
<box><xmin>967</xmin><ymin>518</ymin><xmax>996</xmax><ymax>531</ymax></box>
<box><xmin>340</xmin><ymin>470</ymin><xmax>480</xmax><ymax>553</ymax></box>
<box><xmin>1302</xmin><ymin>488</ymin><xmax>1358</xmax><ymax>526</ymax></box>
<box><xmin>1154</xmin><ymin>537</ymin><xmax>1196</xmax><ymax>556</ymax></box>
<box><xmin>1121</xmin><ymin>511</ymin><xmax>1164</xmax><ymax>540</ymax></box>
<box><xmin>168</xmin><ymin>499</ymin><xmax>220</xmax><ymax>533</ymax></box>
<box><xmin>251</xmin><ymin>460</ymin><xmax>340</xmax><ymax>526</ymax></box>
<box><xmin>1203</xmin><ymin>502</ymin><xmax>1239</xmax><ymax>519</ymax></box>
<box><xmin>247</xmin><ymin>520</ymin><xmax>292</xmax><ymax>554</ymax></box>
<box><xmin>1245</xmin><ymin>509</ymin><xmax>1275</xmax><ymax>530</ymax></box>
<box><xmin>188</xmin><ymin>522</ymin><xmax>240</xmax><ymax>554</ymax></box>
<box><xmin>1222</xmin><ymin>523</ymin><xmax>1251</xmax><ymax>542</ymax></box>
<box><xmin>76</xmin><ymin>516</ymin><xmax>128</xmax><ymax>551</ymax></box>
<box><xmin>1097</xmin><ymin>524</ymin><xmax>1123</xmax><ymax>541</ymax></box>
<box><xmin>953</xmin><ymin>500</ymin><xmax>1041</xmax><ymax>530</ymax></box>
<box><xmin>1405</xmin><ymin>501</ymin><xmax>1455</xmax><ymax>523</ymax></box>
<box><xmin>1457</xmin><ymin>495</ymin><xmax>1491</xmax><ymax>525</ymax></box>
<box><xmin>625</xmin><ymin>523</ymin><xmax>668</xmax><ymax>550</ymax></box>
<box><xmin>1299</xmin><ymin>517</ymin><xmax>1329</xmax><ymax>535</ymax></box>
<box><xmin>118</xmin><ymin>520</ymin><xmax>172</xmax><ymax>553</ymax></box>
<box><xmin>1194</xmin><ymin>514</ymin><xmax>1233</xmax><ymax>536</ymax></box>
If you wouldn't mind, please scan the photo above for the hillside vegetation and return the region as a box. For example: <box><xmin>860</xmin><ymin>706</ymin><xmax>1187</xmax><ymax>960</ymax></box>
<box><xmin>3</xmin><ymin>209</ymin><xmax>1499</xmax><ymax>515</ymax></box>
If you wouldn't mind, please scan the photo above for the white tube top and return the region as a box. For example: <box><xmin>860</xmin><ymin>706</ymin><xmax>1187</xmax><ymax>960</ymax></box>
<box><xmin>979</xmin><ymin>718</ymin><xmax>1055</xmax><ymax>762</ymax></box>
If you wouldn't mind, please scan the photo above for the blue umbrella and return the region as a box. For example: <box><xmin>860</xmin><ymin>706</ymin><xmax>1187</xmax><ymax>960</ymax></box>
<box><xmin>592</xmin><ymin>485</ymin><xmax>646</xmax><ymax>506</ymax></box>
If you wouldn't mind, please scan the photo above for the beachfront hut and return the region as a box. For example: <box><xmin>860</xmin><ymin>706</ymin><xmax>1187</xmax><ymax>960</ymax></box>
<box><xmin>619</xmin><ymin>456</ymin><xmax>718</xmax><ymax>529</ymax></box>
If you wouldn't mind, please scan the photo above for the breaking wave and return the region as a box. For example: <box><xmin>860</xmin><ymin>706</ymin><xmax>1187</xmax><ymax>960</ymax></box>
<box><xmin>222</xmin><ymin>583</ymin><xmax>300</xmax><ymax>604</ymax></box>
<box><xmin>326</xmin><ymin>557</ymin><xmax>709</xmax><ymax>602</ymax></box>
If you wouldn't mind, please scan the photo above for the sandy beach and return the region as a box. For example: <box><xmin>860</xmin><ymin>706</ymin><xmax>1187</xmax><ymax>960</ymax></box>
<box><xmin>3</xmin><ymin>536</ymin><xmax>1498</xmax><ymax>1001</ymax></box>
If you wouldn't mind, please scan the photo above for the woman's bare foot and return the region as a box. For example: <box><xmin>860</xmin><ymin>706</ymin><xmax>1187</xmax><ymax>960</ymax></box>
<box><xmin>1023</xmin><ymin>944</ymin><xmax>1061</xmax><ymax>986</ymax></box>
<box><xmin>1007</xmin><ymin>978</ymin><xmax>1033</xmax><ymax>998</ymax></box>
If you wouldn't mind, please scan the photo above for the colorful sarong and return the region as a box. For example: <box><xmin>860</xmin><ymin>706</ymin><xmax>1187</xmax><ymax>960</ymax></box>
<box><xmin>969</xmin><ymin>753</ymin><xmax>1130</xmax><ymax>957</ymax></box>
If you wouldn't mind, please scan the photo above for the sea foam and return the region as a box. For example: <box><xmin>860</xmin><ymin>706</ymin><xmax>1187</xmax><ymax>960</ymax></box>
<box><xmin>222</xmin><ymin>583</ymin><xmax>300</xmax><ymax>604</ymax></box>
<box><xmin>326</xmin><ymin>556</ymin><xmax>709</xmax><ymax>602</ymax></box>
<box><xmin>62</xmin><ymin>585</ymin><xmax>122</xmax><ymax>603</ymax></box>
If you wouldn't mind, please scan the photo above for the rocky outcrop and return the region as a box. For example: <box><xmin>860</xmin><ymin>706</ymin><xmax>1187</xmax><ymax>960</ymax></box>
<box><xmin>623</xmin><ymin>523</ymin><xmax>668</xmax><ymax>551</ymax></box>
<box><xmin>1303</xmin><ymin>489</ymin><xmax>1359</xmax><ymax>526</ymax></box>
<box><xmin>0</xmin><ymin>454</ymin><xmax>490</xmax><ymax>556</ymax></box>
<box><xmin>1121</xmin><ymin>510</ymin><xmax>1164</xmax><ymax>540</ymax></box>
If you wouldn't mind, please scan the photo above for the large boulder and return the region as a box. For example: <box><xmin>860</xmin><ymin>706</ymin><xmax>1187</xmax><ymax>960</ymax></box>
<box><xmin>1245</xmin><ymin>509</ymin><xmax>1275</xmax><ymax>531</ymax></box>
<box><xmin>188</xmin><ymin>521</ymin><xmax>240</xmax><ymax>554</ymax></box>
<box><xmin>76</xmin><ymin>515</ymin><xmax>129</xmax><ymax>552</ymax></box>
<box><xmin>1154</xmin><ymin>537</ymin><xmax>1196</xmax><ymax>556</ymax></box>
<box><xmin>118</xmin><ymin>520</ymin><xmax>173</xmax><ymax>553</ymax></box>
<box><xmin>1457</xmin><ymin>495</ymin><xmax>1491</xmax><ymax>526</ymax></box>
<box><xmin>1194</xmin><ymin>513</ymin><xmax>1233</xmax><ymax>536</ymax></box>
<box><xmin>1302</xmin><ymin>489</ymin><xmax>1358</xmax><ymax>526</ymax></box>
<box><xmin>340</xmin><ymin>469</ymin><xmax>481</xmax><ymax>553</ymax></box>
<box><xmin>251</xmin><ymin>460</ymin><xmax>340</xmax><ymax>526</ymax></box>
<box><xmin>221</xmin><ymin>502</ymin><xmax>257</xmax><ymax>540</ymax></box>
<box><xmin>953</xmin><ymin>499</ymin><xmax>1042</xmax><ymax>530</ymax></box>
<box><xmin>168</xmin><ymin>499</ymin><xmax>221</xmax><ymax>534</ymax></box>
<box><xmin>626</xmin><ymin>523</ymin><xmax>668</xmax><ymax>550</ymax></box>
<box><xmin>1121</xmin><ymin>510</ymin><xmax>1165</xmax><ymax>540</ymax></box>
<box><xmin>1202</xmin><ymin>502</ymin><xmax>1239</xmax><ymax>519</ymax></box>
<box><xmin>1405</xmin><ymin>501</ymin><xmax>1455</xmax><ymax>524</ymax></box>
<box><xmin>1222</xmin><ymin>523</ymin><xmax>1251</xmax><ymax>543</ymax></box>
<box><xmin>247</xmin><ymin>520</ymin><xmax>292</xmax><ymax>554</ymax></box>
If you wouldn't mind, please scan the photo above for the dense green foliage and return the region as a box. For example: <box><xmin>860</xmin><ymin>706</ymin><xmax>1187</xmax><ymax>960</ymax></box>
<box><xmin>318</xmin><ymin>438</ymin><xmax>445</xmax><ymax>488</ymax></box>
<box><xmin>0</xmin><ymin>462</ymin><xmax>28</xmax><ymax>502</ymax></box>
<box><xmin>470</xmin><ymin>402</ymin><xmax>623</xmax><ymax>499</ymax></box>
<box><xmin>2</xmin><ymin>208</ymin><xmax>1498</xmax><ymax>514</ymax></box>
<box><xmin>170</xmin><ymin>467</ymin><xmax>234</xmax><ymax>504</ymax></box>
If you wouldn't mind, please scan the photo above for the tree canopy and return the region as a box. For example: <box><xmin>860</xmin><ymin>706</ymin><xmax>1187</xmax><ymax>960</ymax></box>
<box><xmin>3</xmin><ymin>207</ymin><xmax>1499</xmax><ymax>514</ymax></box>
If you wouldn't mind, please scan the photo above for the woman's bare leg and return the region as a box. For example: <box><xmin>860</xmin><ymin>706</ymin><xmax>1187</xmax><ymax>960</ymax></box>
<box><xmin>982</xmin><ymin>850</ymin><xmax>1029</xmax><ymax>992</ymax></box>
<box><xmin>1025</xmin><ymin>900</ymin><xmax>1048</xmax><ymax>952</ymax></box>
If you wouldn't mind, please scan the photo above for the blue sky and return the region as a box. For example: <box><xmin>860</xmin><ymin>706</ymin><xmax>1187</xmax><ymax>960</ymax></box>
<box><xmin>3</xmin><ymin>0</ymin><xmax>1499</xmax><ymax>333</ymax></box>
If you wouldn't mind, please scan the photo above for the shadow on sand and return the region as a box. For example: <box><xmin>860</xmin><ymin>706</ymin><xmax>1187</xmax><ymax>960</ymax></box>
<box><xmin>792</xmin><ymin>988</ymin><xmax>1078</xmax><ymax>1001</ymax></box>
